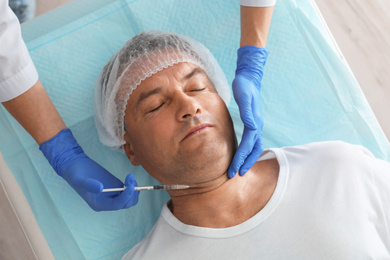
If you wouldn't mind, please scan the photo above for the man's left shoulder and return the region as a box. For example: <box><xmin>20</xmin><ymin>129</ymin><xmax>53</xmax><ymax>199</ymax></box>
<box><xmin>287</xmin><ymin>140</ymin><xmax>374</xmax><ymax>158</ymax></box>
<box><xmin>277</xmin><ymin>140</ymin><xmax>376</xmax><ymax>169</ymax></box>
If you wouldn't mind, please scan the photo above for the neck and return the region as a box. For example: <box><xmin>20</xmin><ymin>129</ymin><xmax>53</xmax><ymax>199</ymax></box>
<box><xmin>167</xmin><ymin>156</ymin><xmax>279</xmax><ymax>228</ymax></box>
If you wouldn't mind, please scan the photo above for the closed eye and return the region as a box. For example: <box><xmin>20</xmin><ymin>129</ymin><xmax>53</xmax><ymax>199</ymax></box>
<box><xmin>190</xmin><ymin>87</ymin><xmax>206</xmax><ymax>92</ymax></box>
<box><xmin>149</xmin><ymin>102</ymin><xmax>164</xmax><ymax>112</ymax></box>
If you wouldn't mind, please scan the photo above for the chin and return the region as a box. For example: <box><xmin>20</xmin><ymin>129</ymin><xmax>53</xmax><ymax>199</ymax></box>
<box><xmin>180</xmin><ymin>141</ymin><xmax>233</xmax><ymax>179</ymax></box>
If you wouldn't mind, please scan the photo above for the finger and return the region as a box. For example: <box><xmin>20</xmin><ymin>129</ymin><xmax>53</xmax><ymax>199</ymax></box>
<box><xmin>107</xmin><ymin>189</ymin><xmax>134</xmax><ymax>210</ymax></box>
<box><xmin>227</xmin><ymin>164</ymin><xmax>238</xmax><ymax>179</ymax></box>
<box><xmin>251</xmin><ymin>95</ymin><xmax>263</xmax><ymax>131</ymax></box>
<box><xmin>228</xmin><ymin>129</ymin><xmax>257</xmax><ymax>178</ymax></box>
<box><xmin>96</xmin><ymin>175</ymin><xmax>134</xmax><ymax>210</ymax></box>
<box><xmin>238</xmin><ymin>94</ymin><xmax>257</xmax><ymax>131</ymax></box>
<box><xmin>239</xmin><ymin>137</ymin><xmax>264</xmax><ymax>176</ymax></box>
<box><xmin>233</xmin><ymin>77</ymin><xmax>257</xmax><ymax>130</ymax></box>
<box><xmin>84</xmin><ymin>178</ymin><xmax>104</xmax><ymax>193</ymax></box>
<box><xmin>118</xmin><ymin>174</ymin><xmax>140</xmax><ymax>209</ymax></box>
<box><xmin>124</xmin><ymin>173</ymin><xmax>137</xmax><ymax>188</ymax></box>
<box><xmin>123</xmin><ymin>190</ymin><xmax>140</xmax><ymax>209</ymax></box>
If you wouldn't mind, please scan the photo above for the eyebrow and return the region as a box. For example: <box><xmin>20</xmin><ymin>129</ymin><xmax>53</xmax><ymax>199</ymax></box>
<box><xmin>183</xmin><ymin>67</ymin><xmax>205</xmax><ymax>80</ymax></box>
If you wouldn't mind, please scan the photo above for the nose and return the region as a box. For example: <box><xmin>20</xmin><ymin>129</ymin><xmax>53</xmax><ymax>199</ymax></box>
<box><xmin>174</xmin><ymin>91</ymin><xmax>202</xmax><ymax>121</ymax></box>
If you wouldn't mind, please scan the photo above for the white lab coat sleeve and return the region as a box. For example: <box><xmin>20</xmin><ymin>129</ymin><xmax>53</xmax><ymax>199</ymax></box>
<box><xmin>0</xmin><ymin>0</ymin><xmax>38</xmax><ymax>102</ymax></box>
<box><xmin>240</xmin><ymin>0</ymin><xmax>276</xmax><ymax>7</ymax></box>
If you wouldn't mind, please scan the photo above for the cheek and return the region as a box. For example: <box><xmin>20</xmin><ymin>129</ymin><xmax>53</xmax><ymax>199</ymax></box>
<box><xmin>130</xmin><ymin>114</ymin><xmax>175</xmax><ymax>157</ymax></box>
<box><xmin>205</xmin><ymin>95</ymin><xmax>230</xmax><ymax>120</ymax></box>
<box><xmin>208</xmin><ymin>96</ymin><xmax>235</xmax><ymax>137</ymax></box>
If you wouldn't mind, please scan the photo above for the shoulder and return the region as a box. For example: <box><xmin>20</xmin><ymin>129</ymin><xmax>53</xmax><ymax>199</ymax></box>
<box><xmin>271</xmin><ymin>141</ymin><xmax>380</xmax><ymax>182</ymax></box>
<box><xmin>278</xmin><ymin>140</ymin><xmax>374</xmax><ymax>162</ymax></box>
<box><xmin>268</xmin><ymin>141</ymin><xmax>390</xmax><ymax>200</ymax></box>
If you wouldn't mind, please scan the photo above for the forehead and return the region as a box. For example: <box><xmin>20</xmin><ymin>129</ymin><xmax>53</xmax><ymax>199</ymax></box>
<box><xmin>141</xmin><ymin>62</ymin><xmax>201</xmax><ymax>84</ymax></box>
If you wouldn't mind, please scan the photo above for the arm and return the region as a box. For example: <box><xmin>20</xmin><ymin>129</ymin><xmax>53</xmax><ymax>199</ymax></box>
<box><xmin>0</xmin><ymin>3</ymin><xmax>139</xmax><ymax>211</ymax></box>
<box><xmin>1</xmin><ymin>2</ymin><xmax>61</xmax><ymax>144</ymax></box>
<box><xmin>228</xmin><ymin>1</ymin><xmax>274</xmax><ymax>178</ymax></box>
<box><xmin>2</xmin><ymin>82</ymin><xmax>139</xmax><ymax>211</ymax></box>
<box><xmin>240</xmin><ymin>5</ymin><xmax>274</xmax><ymax>47</ymax></box>
<box><xmin>2</xmin><ymin>80</ymin><xmax>66</xmax><ymax>145</ymax></box>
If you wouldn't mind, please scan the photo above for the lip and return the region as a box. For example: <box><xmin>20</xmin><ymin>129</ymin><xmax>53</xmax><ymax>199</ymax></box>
<box><xmin>182</xmin><ymin>124</ymin><xmax>214</xmax><ymax>141</ymax></box>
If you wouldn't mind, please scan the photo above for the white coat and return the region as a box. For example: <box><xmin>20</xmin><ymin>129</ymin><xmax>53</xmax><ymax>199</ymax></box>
<box><xmin>0</xmin><ymin>0</ymin><xmax>38</xmax><ymax>102</ymax></box>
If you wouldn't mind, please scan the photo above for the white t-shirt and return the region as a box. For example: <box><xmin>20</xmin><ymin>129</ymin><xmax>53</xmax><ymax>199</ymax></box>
<box><xmin>240</xmin><ymin>0</ymin><xmax>276</xmax><ymax>7</ymax></box>
<box><xmin>123</xmin><ymin>141</ymin><xmax>390</xmax><ymax>259</ymax></box>
<box><xmin>0</xmin><ymin>0</ymin><xmax>38</xmax><ymax>102</ymax></box>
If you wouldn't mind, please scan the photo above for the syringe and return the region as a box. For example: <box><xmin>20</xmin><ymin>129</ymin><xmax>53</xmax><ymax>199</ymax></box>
<box><xmin>102</xmin><ymin>184</ymin><xmax>190</xmax><ymax>192</ymax></box>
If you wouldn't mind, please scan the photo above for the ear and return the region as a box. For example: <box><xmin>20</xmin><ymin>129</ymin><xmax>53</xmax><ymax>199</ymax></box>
<box><xmin>123</xmin><ymin>133</ymin><xmax>141</xmax><ymax>166</ymax></box>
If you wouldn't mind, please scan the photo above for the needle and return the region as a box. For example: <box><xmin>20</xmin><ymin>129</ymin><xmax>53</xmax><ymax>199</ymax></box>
<box><xmin>102</xmin><ymin>184</ymin><xmax>190</xmax><ymax>192</ymax></box>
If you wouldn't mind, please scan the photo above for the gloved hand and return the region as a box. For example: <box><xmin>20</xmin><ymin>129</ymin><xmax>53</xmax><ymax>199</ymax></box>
<box><xmin>228</xmin><ymin>46</ymin><xmax>269</xmax><ymax>178</ymax></box>
<box><xmin>40</xmin><ymin>129</ymin><xmax>139</xmax><ymax>211</ymax></box>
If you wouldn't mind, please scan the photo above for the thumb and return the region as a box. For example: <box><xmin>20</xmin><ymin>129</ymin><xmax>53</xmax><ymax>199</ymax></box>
<box><xmin>125</xmin><ymin>174</ymin><xmax>137</xmax><ymax>190</ymax></box>
<box><xmin>84</xmin><ymin>178</ymin><xmax>103</xmax><ymax>193</ymax></box>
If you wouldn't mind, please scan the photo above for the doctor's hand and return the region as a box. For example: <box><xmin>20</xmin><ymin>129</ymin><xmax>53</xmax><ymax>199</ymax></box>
<box><xmin>39</xmin><ymin>129</ymin><xmax>139</xmax><ymax>211</ymax></box>
<box><xmin>228</xmin><ymin>46</ymin><xmax>269</xmax><ymax>178</ymax></box>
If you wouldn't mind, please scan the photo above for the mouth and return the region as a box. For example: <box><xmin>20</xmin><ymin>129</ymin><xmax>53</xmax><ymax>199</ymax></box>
<box><xmin>182</xmin><ymin>124</ymin><xmax>214</xmax><ymax>141</ymax></box>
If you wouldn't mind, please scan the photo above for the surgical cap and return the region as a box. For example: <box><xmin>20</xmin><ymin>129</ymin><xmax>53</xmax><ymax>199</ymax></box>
<box><xmin>95</xmin><ymin>30</ymin><xmax>231</xmax><ymax>151</ymax></box>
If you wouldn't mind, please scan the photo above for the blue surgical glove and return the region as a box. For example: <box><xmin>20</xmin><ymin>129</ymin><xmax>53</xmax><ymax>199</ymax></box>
<box><xmin>228</xmin><ymin>46</ymin><xmax>269</xmax><ymax>178</ymax></box>
<box><xmin>40</xmin><ymin>129</ymin><xmax>139</xmax><ymax>211</ymax></box>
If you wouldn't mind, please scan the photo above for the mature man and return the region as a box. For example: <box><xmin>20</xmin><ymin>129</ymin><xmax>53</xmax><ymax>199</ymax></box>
<box><xmin>94</xmin><ymin>29</ymin><xmax>390</xmax><ymax>258</ymax></box>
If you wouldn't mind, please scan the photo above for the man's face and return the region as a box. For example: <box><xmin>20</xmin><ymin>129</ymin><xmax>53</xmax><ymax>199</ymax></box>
<box><xmin>123</xmin><ymin>62</ymin><xmax>236</xmax><ymax>185</ymax></box>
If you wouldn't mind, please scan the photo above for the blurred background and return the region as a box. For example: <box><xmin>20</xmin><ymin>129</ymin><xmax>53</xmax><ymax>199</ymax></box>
<box><xmin>1</xmin><ymin>0</ymin><xmax>389</xmax><ymax>259</ymax></box>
